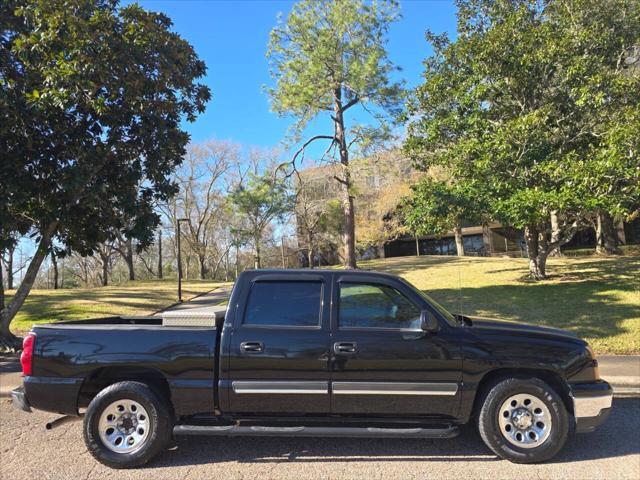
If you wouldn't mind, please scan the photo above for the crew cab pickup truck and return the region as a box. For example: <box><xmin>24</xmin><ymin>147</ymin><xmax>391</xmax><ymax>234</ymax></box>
<box><xmin>12</xmin><ymin>269</ymin><xmax>612</xmax><ymax>468</ymax></box>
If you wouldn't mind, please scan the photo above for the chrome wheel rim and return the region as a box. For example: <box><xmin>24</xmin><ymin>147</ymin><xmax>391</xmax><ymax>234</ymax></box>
<box><xmin>98</xmin><ymin>399</ymin><xmax>150</xmax><ymax>454</ymax></box>
<box><xmin>498</xmin><ymin>393</ymin><xmax>552</xmax><ymax>449</ymax></box>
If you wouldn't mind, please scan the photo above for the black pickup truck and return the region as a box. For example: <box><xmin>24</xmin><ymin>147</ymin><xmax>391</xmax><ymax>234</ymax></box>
<box><xmin>12</xmin><ymin>269</ymin><xmax>612</xmax><ymax>468</ymax></box>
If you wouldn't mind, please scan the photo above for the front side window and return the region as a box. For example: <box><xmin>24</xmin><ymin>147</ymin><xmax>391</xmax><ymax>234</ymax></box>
<box><xmin>244</xmin><ymin>281</ymin><xmax>322</xmax><ymax>327</ymax></box>
<box><xmin>338</xmin><ymin>283</ymin><xmax>421</xmax><ymax>330</ymax></box>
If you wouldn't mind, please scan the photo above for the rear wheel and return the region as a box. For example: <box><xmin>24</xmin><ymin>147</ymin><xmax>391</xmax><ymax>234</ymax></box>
<box><xmin>477</xmin><ymin>377</ymin><xmax>569</xmax><ymax>463</ymax></box>
<box><xmin>84</xmin><ymin>381</ymin><xmax>173</xmax><ymax>468</ymax></box>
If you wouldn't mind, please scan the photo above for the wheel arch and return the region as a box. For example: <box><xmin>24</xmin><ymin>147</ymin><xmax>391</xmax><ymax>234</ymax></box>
<box><xmin>78</xmin><ymin>366</ymin><xmax>173</xmax><ymax>414</ymax></box>
<box><xmin>471</xmin><ymin>368</ymin><xmax>573</xmax><ymax>419</ymax></box>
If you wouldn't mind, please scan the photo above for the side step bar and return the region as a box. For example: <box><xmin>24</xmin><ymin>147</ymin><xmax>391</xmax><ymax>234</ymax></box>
<box><xmin>174</xmin><ymin>425</ymin><xmax>459</xmax><ymax>438</ymax></box>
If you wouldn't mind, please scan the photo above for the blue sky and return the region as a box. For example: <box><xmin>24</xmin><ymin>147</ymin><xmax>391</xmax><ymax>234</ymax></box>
<box><xmin>134</xmin><ymin>0</ymin><xmax>458</xmax><ymax>156</ymax></box>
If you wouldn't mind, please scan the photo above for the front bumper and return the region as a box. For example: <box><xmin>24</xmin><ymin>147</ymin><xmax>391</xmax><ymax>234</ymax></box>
<box><xmin>11</xmin><ymin>386</ymin><xmax>32</xmax><ymax>413</ymax></box>
<box><xmin>570</xmin><ymin>380</ymin><xmax>613</xmax><ymax>433</ymax></box>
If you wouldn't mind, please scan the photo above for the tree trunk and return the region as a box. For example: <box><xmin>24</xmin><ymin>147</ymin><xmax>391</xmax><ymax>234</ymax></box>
<box><xmin>125</xmin><ymin>238</ymin><xmax>135</xmax><ymax>281</ymax></box>
<box><xmin>415</xmin><ymin>234</ymin><xmax>420</xmax><ymax>256</ymax></box>
<box><xmin>306</xmin><ymin>232</ymin><xmax>314</xmax><ymax>269</ymax></box>
<box><xmin>454</xmin><ymin>225</ymin><xmax>465</xmax><ymax>256</ymax></box>
<box><xmin>99</xmin><ymin>251</ymin><xmax>109</xmax><ymax>287</ymax></box>
<box><xmin>51</xmin><ymin>251</ymin><xmax>59</xmax><ymax>289</ymax></box>
<box><xmin>235</xmin><ymin>245</ymin><xmax>239</xmax><ymax>279</ymax></box>
<box><xmin>224</xmin><ymin>251</ymin><xmax>229</xmax><ymax>282</ymax></box>
<box><xmin>342</xmin><ymin>191</ymin><xmax>357</xmax><ymax>269</ymax></box>
<box><xmin>334</xmin><ymin>89</ymin><xmax>357</xmax><ymax>269</ymax></box>
<box><xmin>1</xmin><ymin>221</ymin><xmax>58</xmax><ymax>348</ymax></box>
<box><xmin>549</xmin><ymin>211</ymin><xmax>564</xmax><ymax>257</ymax></box>
<box><xmin>198</xmin><ymin>254</ymin><xmax>207</xmax><ymax>280</ymax></box>
<box><xmin>157</xmin><ymin>231</ymin><xmax>163</xmax><ymax>279</ymax></box>
<box><xmin>6</xmin><ymin>244</ymin><xmax>14</xmax><ymax>290</ymax></box>
<box><xmin>307</xmin><ymin>247</ymin><xmax>314</xmax><ymax>269</ymax></box>
<box><xmin>254</xmin><ymin>238</ymin><xmax>261</xmax><ymax>269</ymax></box>
<box><xmin>524</xmin><ymin>225</ymin><xmax>547</xmax><ymax>280</ymax></box>
<box><xmin>595</xmin><ymin>210</ymin><xmax>622</xmax><ymax>255</ymax></box>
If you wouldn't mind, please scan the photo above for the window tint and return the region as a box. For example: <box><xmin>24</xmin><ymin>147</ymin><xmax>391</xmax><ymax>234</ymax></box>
<box><xmin>244</xmin><ymin>281</ymin><xmax>322</xmax><ymax>327</ymax></box>
<box><xmin>339</xmin><ymin>283</ymin><xmax>421</xmax><ymax>329</ymax></box>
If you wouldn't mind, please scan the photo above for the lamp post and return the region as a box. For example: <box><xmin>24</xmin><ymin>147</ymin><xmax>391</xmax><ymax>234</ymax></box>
<box><xmin>176</xmin><ymin>218</ymin><xmax>190</xmax><ymax>302</ymax></box>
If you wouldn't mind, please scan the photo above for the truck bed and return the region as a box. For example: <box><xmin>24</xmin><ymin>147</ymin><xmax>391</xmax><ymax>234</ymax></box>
<box><xmin>26</xmin><ymin>318</ymin><xmax>221</xmax><ymax>417</ymax></box>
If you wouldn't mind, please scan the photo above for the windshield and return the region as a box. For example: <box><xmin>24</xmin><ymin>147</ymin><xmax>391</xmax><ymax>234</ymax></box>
<box><xmin>405</xmin><ymin>282</ymin><xmax>458</xmax><ymax>326</ymax></box>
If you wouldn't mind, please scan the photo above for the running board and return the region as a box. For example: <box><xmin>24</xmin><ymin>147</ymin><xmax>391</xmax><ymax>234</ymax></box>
<box><xmin>174</xmin><ymin>424</ymin><xmax>459</xmax><ymax>438</ymax></box>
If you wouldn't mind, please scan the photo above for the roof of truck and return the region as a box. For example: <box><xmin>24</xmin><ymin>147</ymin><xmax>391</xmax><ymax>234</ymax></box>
<box><xmin>241</xmin><ymin>269</ymin><xmax>401</xmax><ymax>279</ymax></box>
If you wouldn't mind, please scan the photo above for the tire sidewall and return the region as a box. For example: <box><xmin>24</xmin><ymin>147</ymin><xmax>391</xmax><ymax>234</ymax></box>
<box><xmin>478</xmin><ymin>377</ymin><xmax>569</xmax><ymax>463</ymax></box>
<box><xmin>84</xmin><ymin>381</ymin><xmax>172</xmax><ymax>469</ymax></box>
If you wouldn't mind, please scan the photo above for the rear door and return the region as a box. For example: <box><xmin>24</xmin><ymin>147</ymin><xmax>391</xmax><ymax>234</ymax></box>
<box><xmin>227</xmin><ymin>273</ymin><xmax>331</xmax><ymax>415</ymax></box>
<box><xmin>330</xmin><ymin>273</ymin><xmax>462</xmax><ymax>418</ymax></box>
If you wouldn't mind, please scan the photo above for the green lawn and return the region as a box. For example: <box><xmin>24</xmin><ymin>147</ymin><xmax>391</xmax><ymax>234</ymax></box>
<box><xmin>8</xmin><ymin>279</ymin><xmax>227</xmax><ymax>332</ymax></box>
<box><xmin>359</xmin><ymin>254</ymin><xmax>640</xmax><ymax>355</ymax></box>
<box><xmin>7</xmin><ymin>255</ymin><xmax>639</xmax><ymax>354</ymax></box>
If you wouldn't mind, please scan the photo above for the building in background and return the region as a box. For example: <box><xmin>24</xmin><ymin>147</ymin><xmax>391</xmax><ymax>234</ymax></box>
<box><xmin>294</xmin><ymin>151</ymin><xmax>639</xmax><ymax>265</ymax></box>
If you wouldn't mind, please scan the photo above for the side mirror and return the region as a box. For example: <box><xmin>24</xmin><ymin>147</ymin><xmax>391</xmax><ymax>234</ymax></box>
<box><xmin>420</xmin><ymin>310</ymin><xmax>440</xmax><ymax>333</ymax></box>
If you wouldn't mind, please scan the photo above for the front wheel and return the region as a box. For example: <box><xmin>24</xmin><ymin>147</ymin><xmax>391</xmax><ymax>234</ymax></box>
<box><xmin>83</xmin><ymin>381</ymin><xmax>173</xmax><ymax>468</ymax></box>
<box><xmin>477</xmin><ymin>377</ymin><xmax>570</xmax><ymax>463</ymax></box>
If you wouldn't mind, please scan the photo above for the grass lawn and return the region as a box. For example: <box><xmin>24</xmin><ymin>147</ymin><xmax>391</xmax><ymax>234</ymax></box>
<box><xmin>359</xmin><ymin>254</ymin><xmax>640</xmax><ymax>355</ymax></box>
<box><xmin>7</xmin><ymin>279</ymin><xmax>228</xmax><ymax>333</ymax></box>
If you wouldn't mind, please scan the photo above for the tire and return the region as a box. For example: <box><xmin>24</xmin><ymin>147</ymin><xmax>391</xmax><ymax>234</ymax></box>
<box><xmin>477</xmin><ymin>377</ymin><xmax>569</xmax><ymax>464</ymax></box>
<box><xmin>83</xmin><ymin>381</ymin><xmax>173</xmax><ymax>469</ymax></box>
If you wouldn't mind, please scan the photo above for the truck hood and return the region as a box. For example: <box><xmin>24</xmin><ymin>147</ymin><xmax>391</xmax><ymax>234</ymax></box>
<box><xmin>465</xmin><ymin>316</ymin><xmax>580</xmax><ymax>341</ymax></box>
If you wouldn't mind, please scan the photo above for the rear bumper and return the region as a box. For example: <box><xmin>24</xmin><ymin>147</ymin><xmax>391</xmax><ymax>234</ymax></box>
<box><xmin>570</xmin><ymin>380</ymin><xmax>613</xmax><ymax>433</ymax></box>
<box><xmin>22</xmin><ymin>376</ymin><xmax>83</xmax><ymax>416</ymax></box>
<box><xmin>11</xmin><ymin>387</ymin><xmax>32</xmax><ymax>413</ymax></box>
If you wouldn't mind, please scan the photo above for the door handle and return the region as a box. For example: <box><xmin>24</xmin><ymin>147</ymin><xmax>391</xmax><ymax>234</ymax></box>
<box><xmin>240</xmin><ymin>341</ymin><xmax>264</xmax><ymax>353</ymax></box>
<box><xmin>334</xmin><ymin>342</ymin><xmax>357</xmax><ymax>354</ymax></box>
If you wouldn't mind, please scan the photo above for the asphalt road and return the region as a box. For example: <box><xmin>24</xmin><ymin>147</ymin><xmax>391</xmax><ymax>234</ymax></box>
<box><xmin>1</xmin><ymin>398</ymin><xmax>638</xmax><ymax>480</ymax></box>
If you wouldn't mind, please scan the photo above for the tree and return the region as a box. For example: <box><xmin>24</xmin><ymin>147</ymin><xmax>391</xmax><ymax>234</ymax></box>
<box><xmin>401</xmin><ymin>177</ymin><xmax>485</xmax><ymax>256</ymax></box>
<box><xmin>0</xmin><ymin>0</ymin><xmax>210</xmax><ymax>347</ymax></box>
<box><xmin>229</xmin><ymin>172</ymin><xmax>293</xmax><ymax>269</ymax></box>
<box><xmin>404</xmin><ymin>0</ymin><xmax>639</xmax><ymax>279</ymax></box>
<box><xmin>294</xmin><ymin>171</ymin><xmax>333</xmax><ymax>268</ymax></box>
<box><xmin>267</xmin><ymin>0</ymin><xmax>404</xmax><ymax>268</ymax></box>
<box><xmin>164</xmin><ymin>141</ymin><xmax>236</xmax><ymax>279</ymax></box>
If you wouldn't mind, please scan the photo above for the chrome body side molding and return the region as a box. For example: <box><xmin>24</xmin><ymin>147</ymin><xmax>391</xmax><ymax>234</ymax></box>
<box><xmin>332</xmin><ymin>382</ymin><xmax>459</xmax><ymax>396</ymax></box>
<box><xmin>232</xmin><ymin>381</ymin><xmax>329</xmax><ymax>394</ymax></box>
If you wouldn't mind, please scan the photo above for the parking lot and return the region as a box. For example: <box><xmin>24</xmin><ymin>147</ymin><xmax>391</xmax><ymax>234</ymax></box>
<box><xmin>1</xmin><ymin>397</ymin><xmax>638</xmax><ymax>480</ymax></box>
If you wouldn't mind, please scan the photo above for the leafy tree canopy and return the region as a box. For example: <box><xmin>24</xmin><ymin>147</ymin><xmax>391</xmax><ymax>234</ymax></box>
<box><xmin>0</xmin><ymin>0</ymin><xmax>210</xmax><ymax>343</ymax></box>
<box><xmin>401</xmin><ymin>177</ymin><xmax>486</xmax><ymax>238</ymax></box>
<box><xmin>267</xmin><ymin>0</ymin><xmax>403</xmax><ymax>133</ymax></box>
<box><xmin>404</xmin><ymin>0</ymin><xmax>639</xmax><ymax>277</ymax></box>
<box><xmin>229</xmin><ymin>172</ymin><xmax>293</xmax><ymax>268</ymax></box>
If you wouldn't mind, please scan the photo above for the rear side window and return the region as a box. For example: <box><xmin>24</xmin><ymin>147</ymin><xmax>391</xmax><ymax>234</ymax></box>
<box><xmin>243</xmin><ymin>281</ymin><xmax>322</xmax><ymax>327</ymax></box>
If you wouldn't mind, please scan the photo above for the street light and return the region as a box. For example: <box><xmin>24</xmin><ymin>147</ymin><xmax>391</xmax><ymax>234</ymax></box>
<box><xmin>176</xmin><ymin>218</ymin><xmax>190</xmax><ymax>302</ymax></box>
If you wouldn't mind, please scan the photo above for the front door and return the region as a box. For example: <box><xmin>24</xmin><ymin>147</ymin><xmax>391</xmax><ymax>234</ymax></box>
<box><xmin>228</xmin><ymin>274</ymin><xmax>331</xmax><ymax>415</ymax></box>
<box><xmin>330</xmin><ymin>274</ymin><xmax>462</xmax><ymax>418</ymax></box>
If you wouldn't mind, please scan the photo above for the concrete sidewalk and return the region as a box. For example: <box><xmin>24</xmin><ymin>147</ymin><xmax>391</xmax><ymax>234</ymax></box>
<box><xmin>2</xmin><ymin>352</ymin><xmax>638</xmax><ymax>399</ymax></box>
<box><xmin>598</xmin><ymin>355</ymin><xmax>640</xmax><ymax>397</ymax></box>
